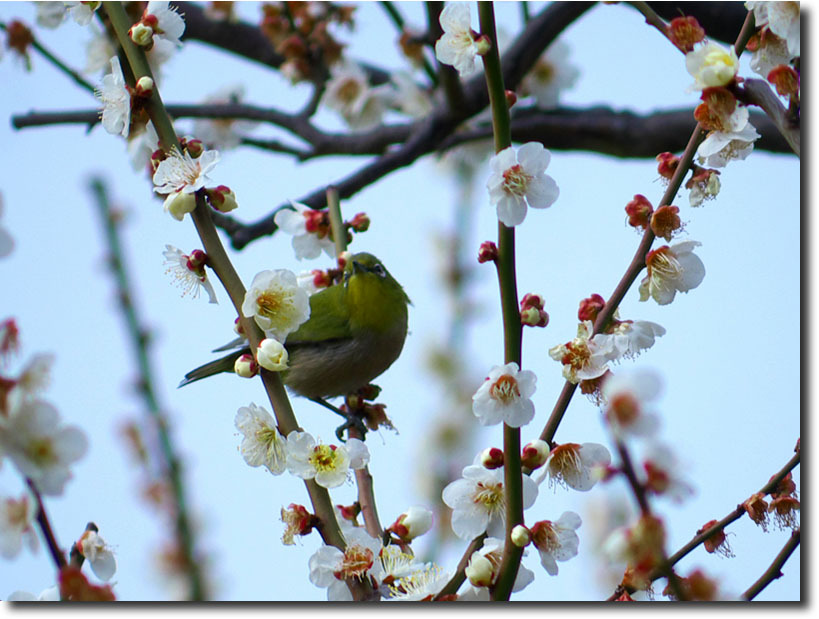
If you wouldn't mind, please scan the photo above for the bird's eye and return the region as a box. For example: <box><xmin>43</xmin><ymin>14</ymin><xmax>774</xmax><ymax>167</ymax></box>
<box><xmin>372</xmin><ymin>263</ymin><xmax>386</xmax><ymax>278</ymax></box>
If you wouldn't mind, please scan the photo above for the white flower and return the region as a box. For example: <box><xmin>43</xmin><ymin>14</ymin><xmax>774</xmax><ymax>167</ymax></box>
<box><xmin>322</xmin><ymin>61</ymin><xmax>388</xmax><ymax>131</ymax></box>
<box><xmin>35</xmin><ymin>3</ymin><xmax>67</xmax><ymax>28</ymax></box>
<box><xmin>601</xmin><ymin>369</ymin><xmax>663</xmax><ymax>438</ymax></box>
<box><xmin>435</xmin><ymin>2</ymin><xmax>480</xmax><ymax>77</ymax></box>
<box><xmin>697</xmin><ymin>121</ymin><xmax>761</xmax><ymax>168</ymax></box>
<box><xmin>639</xmin><ymin>241</ymin><xmax>706</xmax><ymax>305</ymax></box>
<box><xmin>64</xmin><ymin>1</ymin><xmax>99</xmax><ymax>26</ymax></box>
<box><xmin>390</xmin><ymin>72</ymin><xmax>434</xmax><ymax>118</ymax></box>
<box><xmin>472</xmin><ymin>362</ymin><xmax>537</xmax><ymax>428</ymax></box>
<box><xmin>521</xmin><ymin>40</ymin><xmax>580</xmax><ymax>109</ymax></box>
<box><xmin>84</xmin><ymin>27</ymin><xmax>118</xmax><ymax>74</ymax></box>
<box><xmin>7</xmin><ymin>586</ymin><xmax>59</xmax><ymax>601</ymax></box>
<box><xmin>688</xmin><ymin>169</ymin><xmax>721</xmax><ymax>207</ymax></box>
<box><xmin>153</xmin><ymin>147</ymin><xmax>220</xmax><ymax>195</ymax></box>
<box><xmin>459</xmin><ymin>537</ymin><xmax>535</xmax><ymax>599</ymax></box>
<box><xmin>95</xmin><ymin>56</ymin><xmax>130</xmax><ymax>137</ymax></box>
<box><xmin>747</xmin><ymin>1</ymin><xmax>799</xmax><ymax>57</ymax></box>
<box><xmin>193</xmin><ymin>84</ymin><xmax>257</xmax><ymax>150</ymax></box>
<box><xmin>539</xmin><ymin>442</ymin><xmax>611</xmax><ymax>491</ymax></box>
<box><xmin>379</xmin><ymin>545</ymin><xmax>424</xmax><ymax>586</ymax></box>
<box><xmin>145</xmin><ymin>1</ymin><xmax>186</xmax><ymax>47</ymax></box>
<box><xmin>609</xmin><ymin>320</ymin><xmax>666</xmax><ymax>360</ymax></box>
<box><xmin>285</xmin><ymin>431</ymin><xmax>369</xmax><ymax>489</ymax></box>
<box><xmin>78</xmin><ymin>530</ymin><xmax>117</xmax><ymax>581</ymax></box>
<box><xmin>308</xmin><ymin>527</ymin><xmax>383</xmax><ymax>601</ymax></box>
<box><xmin>0</xmin><ymin>492</ymin><xmax>39</xmax><ymax>559</ymax></box>
<box><xmin>685</xmin><ymin>41</ymin><xmax>740</xmax><ymax>90</ymax></box>
<box><xmin>274</xmin><ymin>202</ymin><xmax>335</xmax><ymax>261</ymax></box>
<box><xmin>749</xmin><ymin>32</ymin><xmax>793</xmax><ymax>78</ymax></box>
<box><xmin>643</xmin><ymin>443</ymin><xmax>695</xmax><ymax>503</ymax></box>
<box><xmin>241</xmin><ymin>269</ymin><xmax>311</xmax><ymax>341</ymax></box>
<box><xmin>530</xmin><ymin>511</ymin><xmax>581</xmax><ymax>575</ymax></box>
<box><xmin>548</xmin><ymin>321</ymin><xmax>617</xmax><ymax>384</ymax></box>
<box><xmin>235</xmin><ymin>403</ymin><xmax>287</xmax><ymax>475</ymax></box>
<box><xmin>256</xmin><ymin>338</ymin><xmax>289</xmax><ymax>372</ymax></box>
<box><xmin>162</xmin><ymin>245</ymin><xmax>217</xmax><ymax>304</ymax></box>
<box><xmin>387</xmin><ymin>563</ymin><xmax>452</xmax><ymax>601</ymax></box>
<box><xmin>0</xmin><ymin>192</ymin><xmax>13</xmax><ymax>259</ymax></box>
<box><xmin>442</xmin><ymin>461</ymin><xmax>538</xmax><ymax>540</ymax></box>
<box><xmin>487</xmin><ymin>142</ymin><xmax>560</xmax><ymax>227</ymax></box>
<box><xmin>0</xmin><ymin>398</ymin><xmax>88</xmax><ymax>495</ymax></box>
<box><xmin>128</xmin><ymin>121</ymin><xmax>160</xmax><ymax>172</ymax></box>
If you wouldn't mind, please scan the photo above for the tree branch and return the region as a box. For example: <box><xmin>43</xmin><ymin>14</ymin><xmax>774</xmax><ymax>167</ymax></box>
<box><xmin>742</xmin><ymin>529</ymin><xmax>800</xmax><ymax>601</ymax></box>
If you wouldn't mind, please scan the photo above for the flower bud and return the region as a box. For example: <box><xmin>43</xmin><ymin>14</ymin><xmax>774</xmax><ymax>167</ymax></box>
<box><xmin>465</xmin><ymin>552</ymin><xmax>494</xmax><ymax>587</ymax></box>
<box><xmin>256</xmin><ymin>338</ymin><xmax>289</xmax><ymax>372</ymax></box>
<box><xmin>185</xmin><ymin>139</ymin><xmax>204</xmax><ymax>159</ymax></box>
<box><xmin>521</xmin><ymin>307</ymin><xmax>549</xmax><ymax>327</ymax></box>
<box><xmin>474</xmin><ymin>34</ymin><xmax>492</xmax><ymax>56</ymax></box>
<box><xmin>521</xmin><ymin>439</ymin><xmax>550</xmax><ymax>470</ymax></box>
<box><xmin>390</xmin><ymin>506</ymin><xmax>434</xmax><ymax>541</ymax></box>
<box><xmin>477</xmin><ymin>240</ymin><xmax>498</xmax><ymax>264</ymax></box>
<box><xmin>347</xmin><ymin>212</ymin><xmax>370</xmax><ymax>233</ymax></box>
<box><xmin>520</xmin><ymin>293</ymin><xmax>545</xmax><ymax>310</ymax></box>
<box><xmin>578</xmin><ymin>293</ymin><xmax>606</xmax><ymax>322</ymax></box>
<box><xmin>505</xmin><ymin>89</ymin><xmax>518</xmax><ymax>108</ymax></box>
<box><xmin>135</xmin><ymin>76</ymin><xmax>154</xmax><ymax>98</ymax></box>
<box><xmin>337</xmin><ymin>251</ymin><xmax>352</xmax><ymax>270</ymax></box>
<box><xmin>233</xmin><ymin>353</ymin><xmax>258</xmax><ymax>378</ymax></box>
<box><xmin>163</xmin><ymin>191</ymin><xmax>197</xmax><ymax>221</ymax></box>
<box><xmin>480</xmin><ymin>447</ymin><xmax>504</xmax><ymax>470</ymax></box>
<box><xmin>206</xmin><ymin>185</ymin><xmax>238</xmax><ymax>213</ymax></box>
<box><xmin>650</xmin><ymin>205</ymin><xmax>682</xmax><ymax>242</ymax></box>
<box><xmin>625</xmin><ymin>194</ymin><xmax>653</xmax><ymax>230</ymax></box>
<box><xmin>129</xmin><ymin>22</ymin><xmax>154</xmax><ymax>47</ymax></box>
<box><xmin>511</xmin><ymin>524</ymin><xmax>531</xmax><ymax>547</ymax></box>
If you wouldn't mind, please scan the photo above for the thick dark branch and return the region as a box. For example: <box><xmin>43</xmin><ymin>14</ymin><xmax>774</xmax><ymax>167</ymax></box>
<box><xmin>738</xmin><ymin>79</ymin><xmax>800</xmax><ymax>156</ymax></box>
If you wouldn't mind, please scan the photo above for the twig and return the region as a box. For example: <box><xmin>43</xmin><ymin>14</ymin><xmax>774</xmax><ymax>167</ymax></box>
<box><xmin>25</xmin><ymin>478</ymin><xmax>67</xmax><ymax>570</ymax></box>
<box><xmin>742</xmin><ymin>529</ymin><xmax>800</xmax><ymax>601</ymax></box>
<box><xmin>433</xmin><ymin>534</ymin><xmax>487</xmax><ymax>599</ymax></box>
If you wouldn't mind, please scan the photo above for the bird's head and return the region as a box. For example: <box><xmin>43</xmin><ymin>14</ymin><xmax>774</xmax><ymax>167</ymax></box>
<box><xmin>344</xmin><ymin>252</ymin><xmax>410</xmax><ymax>331</ymax></box>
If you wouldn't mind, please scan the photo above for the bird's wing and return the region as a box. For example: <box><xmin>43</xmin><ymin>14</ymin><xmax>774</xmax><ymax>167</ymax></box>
<box><xmin>212</xmin><ymin>336</ymin><xmax>248</xmax><ymax>352</ymax></box>
<box><xmin>285</xmin><ymin>283</ymin><xmax>352</xmax><ymax>345</ymax></box>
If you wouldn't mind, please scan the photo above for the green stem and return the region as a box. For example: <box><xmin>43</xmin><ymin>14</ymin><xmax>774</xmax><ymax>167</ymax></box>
<box><xmin>477</xmin><ymin>1</ymin><xmax>523</xmax><ymax>602</ymax></box>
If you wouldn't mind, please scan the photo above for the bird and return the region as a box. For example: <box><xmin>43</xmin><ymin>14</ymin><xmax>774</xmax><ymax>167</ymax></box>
<box><xmin>179</xmin><ymin>252</ymin><xmax>410</xmax><ymax>407</ymax></box>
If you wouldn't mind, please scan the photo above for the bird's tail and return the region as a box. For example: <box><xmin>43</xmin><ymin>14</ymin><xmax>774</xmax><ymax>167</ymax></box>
<box><xmin>178</xmin><ymin>349</ymin><xmax>248</xmax><ymax>388</ymax></box>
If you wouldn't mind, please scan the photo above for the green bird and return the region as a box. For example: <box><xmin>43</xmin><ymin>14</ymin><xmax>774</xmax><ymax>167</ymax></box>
<box><xmin>179</xmin><ymin>253</ymin><xmax>410</xmax><ymax>403</ymax></box>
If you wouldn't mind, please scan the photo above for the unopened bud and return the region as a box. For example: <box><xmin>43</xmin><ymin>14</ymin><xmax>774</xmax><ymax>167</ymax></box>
<box><xmin>474</xmin><ymin>33</ymin><xmax>492</xmax><ymax>56</ymax></box>
<box><xmin>511</xmin><ymin>524</ymin><xmax>531</xmax><ymax>547</ymax></box>
<box><xmin>187</xmin><ymin>249</ymin><xmax>208</xmax><ymax>270</ymax></box>
<box><xmin>521</xmin><ymin>439</ymin><xmax>550</xmax><ymax>470</ymax></box>
<box><xmin>505</xmin><ymin>89</ymin><xmax>517</xmax><ymax>108</ymax></box>
<box><xmin>768</xmin><ymin>64</ymin><xmax>799</xmax><ymax>98</ymax></box>
<box><xmin>256</xmin><ymin>338</ymin><xmax>289</xmax><ymax>372</ymax></box>
<box><xmin>477</xmin><ymin>240</ymin><xmax>498</xmax><ymax>264</ymax></box>
<box><xmin>625</xmin><ymin>194</ymin><xmax>653</xmax><ymax>230</ymax></box>
<box><xmin>163</xmin><ymin>191</ymin><xmax>197</xmax><ymax>221</ymax></box>
<box><xmin>521</xmin><ymin>307</ymin><xmax>549</xmax><ymax>327</ymax></box>
<box><xmin>337</xmin><ymin>251</ymin><xmax>352</xmax><ymax>270</ymax></box>
<box><xmin>233</xmin><ymin>353</ymin><xmax>258</xmax><ymax>378</ymax></box>
<box><xmin>480</xmin><ymin>447</ymin><xmax>504</xmax><ymax>469</ymax></box>
<box><xmin>390</xmin><ymin>506</ymin><xmax>434</xmax><ymax>541</ymax></box>
<box><xmin>650</xmin><ymin>205</ymin><xmax>682</xmax><ymax>242</ymax></box>
<box><xmin>206</xmin><ymin>185</ymin><xmax>238</xmax><ymax>213</ymax></box>
<box><xmin>135</xmin><ymin>76</ymin><xmax>154</xmax><ymax>98</ymax></box>
<box><xmin>186</xmin><ymin>139</ymin><xmax>204</xmax><ymax>158</ymax></box>
<box><xmin>129</xmin><ymin>22</ymin><xmax>154</xmax><ymax>47</ymax></box>
<box><xmin>578</xmin><ymin>293</ymin><xmax>606</xmax><ymax>322</ymax></box>
<box><xmin>520</xmin><ymin>293</ymin><xmax>544</xmax><ymax>310</ymax></box>
<box><xmin>347</xmin><ymin>212</ymin><xmax>370</xmax><ymax>233</ymax></box>
<box><xmin>465</xmin><ymin>552</ymin><xmax>494</xmax><ymax>587</ymax></box>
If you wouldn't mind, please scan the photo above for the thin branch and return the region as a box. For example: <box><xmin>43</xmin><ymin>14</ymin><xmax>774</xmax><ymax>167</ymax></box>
<box><xmin>26</xmin><ymin>479</ymin><xmax>67</xmax><ymax>570</ymax></box>
<box><xmin>742</xmin><ymin>529</ymin><xmax>800</xmax><ymax>601</ymax></box>
<box><xmin>434</xmin><ymin>534</ymin><xmax>487</xmax><ymax>599</ymax></box>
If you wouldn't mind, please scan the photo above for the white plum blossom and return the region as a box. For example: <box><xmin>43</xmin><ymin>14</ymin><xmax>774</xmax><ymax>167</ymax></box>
<box><xmin>274</xmin><ymin>201</ymin><xmax>335</xmax><ymax>261</ymax></box>
<box><xmin>145</xmin><ymin>1</ymin><xmax>186</xmax><ymax>47</ymax></box>
<box><xmin>256</xmin><ymin>338</ymin><xmax>289</xmax><ymax>372</ymax></box>
<box><xmin>378</xmin><ymin>545</ymin><xmax>424</xmax><ymax>586</ymax></box>
<box><xmin>548</xmin><ymin>321</ymin><xmax>617</xmax><ymax>384</ymax></box>
<box><xmin>390</xmin><ymin>72</ymin><xmax>434</xmax><ymax>119</ymax></box>
<box><xmin>442</xmin><ymin>459</ymin><xmax>538</xmax><ymax>540</ymax></box>
<box><xmin>152</xmin><ymin>147</ymin><xmax>220</xmax><ymax>195</ymax></box>
<box><xmin>539</xmin><ymin>442</ymin><xmax>611</xmax><ymax>492</ymax></box>
<box><xmin>0</xmin><ymin>398</ymin><xmax>88</xmax><ymax>495</ymax></box>
<box><xmin>459</xmin><ymin>537</ymin><xmax>535</xmax><ymax>599</ymax></box>
<box><xmin>0</xmin><ymin>492</ymin><xmax>39</xmax><ymax>559</ymax></box>
<box><xmin>35</xmin><ymin>3</ymin><xmax>68</xmax><ymax>29</ymax></box>
<box><xmin>749</xmin><ymin>32</ymin><xmax>793</xmax><ymax>78</ymax></box>
<box><xmin>241</xmin><ymin>269</ymin><xmax>311</xmax><ymax>341</ymax></box>
<box><xmin>685</xmin><ymin>41</ymin><xmax>740</xmax><ymax>90</ymax></box>
<box><xmin>643</xmin><ymin>443</ymin><xmax>695</xmax><ymax>503</ymax></box>
<box><xmin>609</xmin><ymin>320</ymin><xmax>666</xmax><ymax>360</ymax></box>
<box><xmin>601</xmin><ymin>369</ymin><xmax>663</xmax><ymax>438</ymax></box>
<box><xmin>487</xmin><ymin>142</ymin><xmax>560</xmax><ymax>227</ymax></box>
<box><xmin>308</xmin><ymin>527</ymin><xmax>383</xmax><ymax>601</ymax></box>
<box><xmin>162</xmin><ymin>245</ymin><xmax>217</xmax><ymax>304</ymax></box>
<box><xmin>639</xmin><ymin>241</ymin><xmax>706</xmax><ymax>305</ymax></box>
<box><xmin>322</xmin><ymin>61</ymin><xmax>388</xmax><ymax>131</ymax></box>
<box><xmin>434</xmin><ymin>2</ymin><xmax>480</xmax><ymax>77</ymax></box>
<box><xmin>471</xmin><ymin>362</ymin><xmax>537</xmax><ymax>428</ymax></box>
<box><xmin>128</xmin><ymin>121</ymin><xmax>161</xmax><ymax>172</ymax></box>
<box><xmin>747</xmin><ymin>1</ymin><xmax>800</xmax><ymax>57</ymax></box>
<box><xmin>520</xmin><ymin>40</ymin><xmax>580</xmax><ymax>109</ymax></box>
<box><xmin>0</xmin><ymin>192</ymin><xmax>13</xmax><ymax>259</ymax></box>
<box><xmin>387</xmin><ymin>562</ymin><xmax>453</xmax><ymax>601</ymax></box>
<box><xmin>78</xmin><ymin>530</ymin><xmax>117</xmax><ymax>581</ymax></box>
<box><xmin>84</xmin><ymin>26</ymin><xmax>118</xmax><ymax>74</ymax></box>
<box><xmin>95</xmin><ymin>56</ymin><xmax>130</xmax><ymax>137</ymax></box>
<box><xmin>235</xmin><ymin>403</ymin><xmax>287</xmax><ymax>475</ymax></box>
<box><xmin>697</xmin><ymin>121</ymin><xmax>761</xmax><ymax>168</ymax></box>
<box><xmin>530</xmin><ymin>511</ymin><xmax>581</xmax><ymax>575</ymax></box>
<box><xmin>285</xmin><ymin>431</ymin><xmax>370</xmax><ymax>489</ymax></box>
<box><xmin>193</xmin><ymin>84</ymin><xmax>257</xmax><ymax>150</ymax></box>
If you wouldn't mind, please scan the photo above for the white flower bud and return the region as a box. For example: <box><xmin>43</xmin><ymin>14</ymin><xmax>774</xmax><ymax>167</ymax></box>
<box><xmin>162</xmin><ymin>190</ymin><xmax>197</xmax><ymax>221</ymax></box>
<box><xmin>257</xmin><ymin>339</ymin><xmax>289</xmax><ymax>372</ymax></box>
<box><xmin>479</xmin><ymin>446</ymin><xmax>504</xmax><ymax>469</ymax></box>
<box><xmin>465</xmin><ymin>552</ymin><xmax>495</xmax><ymax>587</ymax></box>
<box><xmin>511</xmin><ymin>524</ymin><xmax>531</xmax><ymax>547</ymax></box>
<box><xmin>233</xmin><ymin>353</ymin><xmax>257</xmax><ymax>378</ymax></box>
<box><xmin>130</xmin><ymin>22</ymin><xmax>154</xmax><ymax>47</ymax></box>
<box><xmin>521</xmin><ymin>439</ymin><xmax>551</xmax><ymax>470</ymax></box>
<box><xmin>395</xmin><ymin>505</ymin><xmax>433</xmax><ymax>541</ymax></box>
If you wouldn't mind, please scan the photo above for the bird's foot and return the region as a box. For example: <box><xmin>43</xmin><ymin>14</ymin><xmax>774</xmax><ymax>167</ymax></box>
<box><xmin>308</xmin><ymin>397</ymin><xmax>368</xmax><ymax>442</ymax></box>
